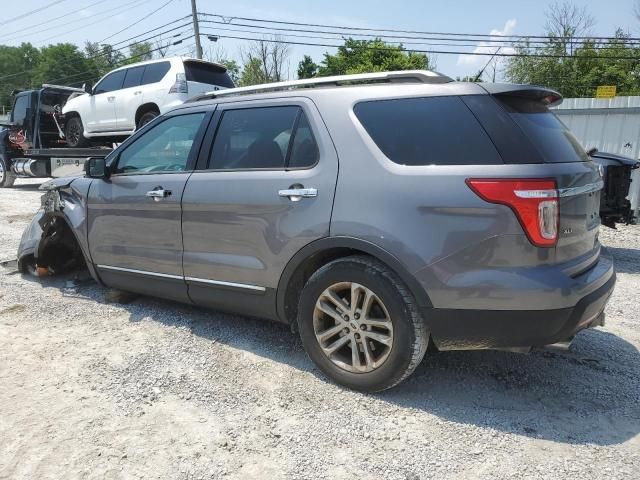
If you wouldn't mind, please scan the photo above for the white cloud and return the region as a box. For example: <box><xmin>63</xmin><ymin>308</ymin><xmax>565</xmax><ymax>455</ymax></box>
<box><xmin>456</xmin><ymin>19</ymin><xmax>517</xmax><ymax>69</ymax></box>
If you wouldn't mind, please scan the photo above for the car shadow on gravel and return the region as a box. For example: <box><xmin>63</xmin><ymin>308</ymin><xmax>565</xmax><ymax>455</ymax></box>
<box><xmin>607</xmin><ymin>246</ymin><xmax>640</xmax><ymax>274</ymax></box>
<box><xmin>19</xmin><ymin>270</ymin><xmax>640</xmax><ymax>447</ymax></box>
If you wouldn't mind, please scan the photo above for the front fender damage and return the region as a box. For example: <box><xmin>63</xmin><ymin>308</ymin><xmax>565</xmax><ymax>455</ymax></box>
<box><xmin>17</xmin><ymin>186</ymin><xmax>85</xmax><ymax>275</ymax></box>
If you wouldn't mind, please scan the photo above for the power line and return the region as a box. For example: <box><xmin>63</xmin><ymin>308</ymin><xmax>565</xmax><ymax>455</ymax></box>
<box><xmin>200</xmin><ymin>18</ymin><xmax>640</xmax><ymax>48</ymax></box>
<box><xmin>201</xmin><ymin>22</ymin><xmax>640</xmax><ymax>51</ymax></box>
<box><xmin>0</xmin><ymin>0</ymin><xmax>151</xmax><ymax>45</ymax></box>
<box><xmin>204</xmin><ymin>32</ymin><xmax>640</xmax><ymax>60</ymax></box>
<box><xmin>0</xmin><ymin>0</ymin><xmax>68</xmax><ymax>26</ymax></box>
<box><xmin>98</xmin><ymin>0</ymin><xmax>178</xmax><ymax>43</ymax></box>
<box><xmin>0</xmin><ymin>24</ymin><xmax>192</xmax><ymax>84</ymax></box>
<box><xmin>201</xmin><ymin>12</ymin><xmax>640</xmax><ymax>43</ymax></box>
<box><xmin>0</xmin><ymin>0</ymin><xmax>104</xmax><ymax>41</ymax></box>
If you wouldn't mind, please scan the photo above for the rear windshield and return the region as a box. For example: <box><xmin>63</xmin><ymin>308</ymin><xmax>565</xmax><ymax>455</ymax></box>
<box><xmin>353</xmin><ymin>96</ymin><xmax>502</xmax><ymax>166</ymax></box>
<box><xmin>184</xmin><ymin>61</ymin><xmax>234</xmax><ymax>88</ymax></box>
<box><xmin>496</xmin><ymin>96</ymin><xmax>588</xmax><ymax>163</ymax></box>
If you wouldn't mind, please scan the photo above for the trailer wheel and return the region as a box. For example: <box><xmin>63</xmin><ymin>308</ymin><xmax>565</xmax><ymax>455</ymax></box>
<box><xmin>65</xmin><ymin>115</ymin><xmax>90</xmax><ymax>148</ymax></box>
<box><xmin>0</xmin><ymin>157</ymin><xmax>16</xmax><ymax>188</ymax></box>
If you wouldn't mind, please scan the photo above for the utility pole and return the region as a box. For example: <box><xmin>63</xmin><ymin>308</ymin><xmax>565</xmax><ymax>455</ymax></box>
<box><xmin>190</xmin><ymin>0</ymin><xmax>203</xmax><ymax>59</ymax></box>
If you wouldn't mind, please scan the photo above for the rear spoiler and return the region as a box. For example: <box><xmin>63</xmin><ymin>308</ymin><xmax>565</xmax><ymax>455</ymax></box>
<box><xmin>479</xmin><ymin>83</ymin><xmax>563</xmax><ymax>107</ymax></box>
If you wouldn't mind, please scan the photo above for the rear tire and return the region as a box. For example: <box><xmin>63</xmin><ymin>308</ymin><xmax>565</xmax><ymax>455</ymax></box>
<box><xmin>0</xmin><ymin>157</ymin><xmax>16</xmax><ymax>188</ymax></box>
<box><xmin>297</xmin><ymin>255</ymin><xmax>429</xmax><ymax>392</ymax></box>
<box><xmin>137</xmin><ymin>110</ymin><xmax>159</xmax><ymax>129</ymax></box>
<box><xmin>65</xmin><ymin>115</ymin><xmax>90</xmax><ymax>148</ymax></box>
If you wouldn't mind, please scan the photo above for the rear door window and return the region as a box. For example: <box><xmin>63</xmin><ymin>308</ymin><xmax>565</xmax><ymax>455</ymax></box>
<box><xmin>496</xmin><ymin>96</ymin><xmax>588</xmax><ymax>163</ymax></box>
<box><xmin>141</xmin><ymin>61</ymin><xmax>171</xmax><ymax>85</ymax></box>
<box><xmin>94</xmin><ymin>70</ymin><xmax>126</xmax><ymax>94</ymax></box>
<box><xmin>122</xmin><ymin>66</ymin><xmax>145</xmax><ymax>89</ymax></box>
<box><xmin>184</xmin><ymin>61</ymin><xmax>234</xmax><ymax>88</ymax></box>
<box><xmin>354</xmin><ymin>96</ymin><xmax>502</xmax><ymax>166</ymax></box>
<box><xmin>209</xmin><ymin>107</ymin><xmax>300</xmax><ymax>170</ymax></box>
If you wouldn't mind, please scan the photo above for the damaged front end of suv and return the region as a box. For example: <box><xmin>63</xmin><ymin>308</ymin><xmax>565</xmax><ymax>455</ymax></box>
<box><xmin>17</xmin><ymin>176</ymin><xmax>98</xmax><ymax>280</ymax></box>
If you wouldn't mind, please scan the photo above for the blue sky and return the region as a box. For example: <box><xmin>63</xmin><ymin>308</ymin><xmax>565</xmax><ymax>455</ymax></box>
<box><xmin>2</xmin><ymin>0</ymin><xmax>638</xmax><ymax>80</ymax></box>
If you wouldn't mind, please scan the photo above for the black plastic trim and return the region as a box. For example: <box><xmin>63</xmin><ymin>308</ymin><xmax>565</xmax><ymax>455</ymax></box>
<box><xmin>428</xmin><ymin>272</ymin><xmax>616</xmax><ymax>350</ymax></box>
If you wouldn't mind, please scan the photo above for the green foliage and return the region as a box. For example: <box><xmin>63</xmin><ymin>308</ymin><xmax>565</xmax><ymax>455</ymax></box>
<box><xmin>505</xmin><ymin>30</ymin><xmax>640</xmax><ymax>98</ymax></box>
<box><xmin>318</xmin><ymin>38</ymin><xmax>431</xmax><ymax>76</ymax></box>
<box><xmin>127</xmin><ymin>42</ymin><xmax>153</xmax><ymax>64</ymax></box>
<box><xmin>33</xmin><ymin>43</ymin><xmax>94</xmax><ymax>87</ymax></box>
<box><xmin>217</xmin><ymin>58</ymin><xmax>241</xmax><ymax>84</ymax></box>
<box><xmin>238</xmin><ymin>57</ymin><xmax>269</xmax><ymax>86</ymax></box>
<box><xmin>297</xmin><ymin>55</ymin><xmax>319</xmax><ymax>79</ymax></box>
<box><xmin>84</xmin><ymin>42</ymin><xmax>125</xmax><ymax>81</ymax></box>
<box><xmin>0</xmin><ymin>43</ymin><xmax>40</xmax><ymax>110</ymax></box>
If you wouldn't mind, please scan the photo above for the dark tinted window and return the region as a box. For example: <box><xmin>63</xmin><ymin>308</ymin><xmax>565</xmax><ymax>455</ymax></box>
<box><xmin>496</xmin><ymin>96</ymin><xmax>588</xmax><ymax>163</ymax></box>
<box><xmin>94</xmin><ymin>70</ymin><xmax>126</xmax><ymax>94</ymax></box>
<box><xmin>354</xmin><ymin>96</ymin><xmax>501</xmax><ymax>166</ymax></box>
<box><xmin>210</xmin><ymin>107</ymin><xmax>299</xmax><ymax>170</ymax></box>
<box><xmin>141</xmin><ymin>61</ymin><xmax>171</xmax><ymax>85</ymax></box>
<box><xmin>115</xmin><ymin>113</ymin><xmax>205</xmax><ymax>174</ymax></box>
<box><xmin>184</xmin><ymin>61</ymin><xmax>235</xmax><ymax>88</ymax></box>
<box><xmin>289</xmin><ymin>112</ymin><xmax>319</xmax><ymax>168</ymax></box>
<box><xmin>122</xmin><ymin>66</ymin><xmax>145</xmax><ymax>88</ymax></box>
<box><xmin>10</xmin><ymin>94</ymin><xmax>29</xmax><ymax>127</ymax></box>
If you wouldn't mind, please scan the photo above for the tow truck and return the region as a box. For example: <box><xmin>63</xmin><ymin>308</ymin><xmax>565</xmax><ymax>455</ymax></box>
<box><xmin>0</xmin><ymin>84</ymin><xmax>112</xmax><ymax>188</ymax></box>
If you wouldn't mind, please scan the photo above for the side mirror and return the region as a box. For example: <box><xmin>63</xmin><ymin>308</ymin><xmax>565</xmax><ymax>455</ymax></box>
<box><xmin>83</xmin><ymin>83</ymin><xmax>93</xmax><ymax>95</ymax></box>
<box><xmin>85</xmin><ymin>157</ymin><xmax>108</xmax><ymax>178</ymax></box>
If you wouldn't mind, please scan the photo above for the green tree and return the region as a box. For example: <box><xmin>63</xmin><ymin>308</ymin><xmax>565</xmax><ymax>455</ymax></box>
<box><xmin>238</xmin><ymin>56</ymin><xmax>269</xmax><ymax>86</ymax></box>
<box><xmin>84</xmin><ymin>42</ymin><xmax>125</xmax><ymax>81</ymax></box>
<box><xmin>127</xmin><ymin>42</ymin><xmax>153</xmax><ymax>63</ymax></box>
<box><xmin>217</xmin><ymin>58</ymin><xmax>241</xmax><ymax>84</ymax></box>
<box><xmin>33</xmin><ymin>43</ymin><xmax>93</xmax><ymax>87</ymax></box>
<box><xmin>0</xmin><ymin>43</ymin><xmax>40</xmax><ymax>110</ymax></box>
<box><xmin>297</xmin><ymin>55</ymin><xmax>318</xmax><ymax>79</ymax></box>
<box><xmin>318</xmin><ymin>38</ymin><xmax>431</xmax><ymax>76</ymax></box>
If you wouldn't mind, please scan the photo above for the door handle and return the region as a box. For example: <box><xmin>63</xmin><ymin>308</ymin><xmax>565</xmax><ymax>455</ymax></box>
<box><xmin>134</xmin><ymin>91</ymin><xmax>142</xmax><ymax>95</ymax></box>
<box><xmin>278</xmin><ymin>187</ymin><xmax>318</xmax><ymax>202</ymax></box>
<box><xmin>145</xmin><ymin>188</ymin><xmax>172</xmax><ymax>201</ymax></box>
<box><xmin>107</xmin><ymin>96</ymin><xmax>116</xmax><ymax>102</ymax></box>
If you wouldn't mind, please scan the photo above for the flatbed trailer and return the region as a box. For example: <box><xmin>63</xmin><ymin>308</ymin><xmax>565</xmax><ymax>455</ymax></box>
<box><xmin>0</xmin><ymin>84</ymin><xmax>113</xmax><ymax>187</ymax></box>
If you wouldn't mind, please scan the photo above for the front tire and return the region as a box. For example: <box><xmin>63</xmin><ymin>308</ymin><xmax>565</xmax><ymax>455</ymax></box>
<box><xmin>297</xmin><ymin>255</ymin><xmax>429</xmax><ymax>392</ymax></box>
<box><xmin>0</xmin><ymin>157</ymin><xmax>16</xmax><ymax>188</ymax></box>
<box><xmin>65</xmin><ymin>116</ymin><xmax>90</xmax><ymax>148</ymax></box>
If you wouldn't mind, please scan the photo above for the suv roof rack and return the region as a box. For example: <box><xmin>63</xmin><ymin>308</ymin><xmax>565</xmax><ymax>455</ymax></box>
<box><xmin>189</xmin><ymin>70</ymin><xmax>453</xmax><ymax>102</ymax></box>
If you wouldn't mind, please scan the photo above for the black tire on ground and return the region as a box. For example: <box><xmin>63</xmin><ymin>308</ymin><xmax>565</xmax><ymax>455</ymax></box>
<box><xmin>65</xmin><ymin>115</ymin><xmax>90</xmax><ymax>148</ymax></box>
<box><xmin>0</xmin><ymin>156</ymin><xmax>17</xmax><ymax>188</ymax></box>
<box><xmin>137</xmin><ymin>110</ymin><xmax>159</xmax><ymax>129</ymax></box>
<box><xmin>297</xmin><ymin>255</ymin><xmax>429</xmax><ymax>392</ymax></box>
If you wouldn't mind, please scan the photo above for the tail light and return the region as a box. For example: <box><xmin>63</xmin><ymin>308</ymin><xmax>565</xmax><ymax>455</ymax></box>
<box><xmin>466</xmin><ymin>178</ymin><xmax>559</xmax><ymax>247</ymax></box>
<box><xmin>169</xmin><ymin>73</ymin><xmax>188</xmax><ymax>94</ymax></box>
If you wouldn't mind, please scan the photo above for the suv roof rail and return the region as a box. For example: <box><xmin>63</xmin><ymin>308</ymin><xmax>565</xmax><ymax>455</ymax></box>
<box><xmin>189</xmin><ymin>70</ymin><xmax>453</xmax><ymax>102</ymax></box>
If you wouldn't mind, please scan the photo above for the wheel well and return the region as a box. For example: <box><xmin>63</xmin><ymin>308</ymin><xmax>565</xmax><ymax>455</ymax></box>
<box><xmin>36</xmin><ymin>216</ymin><xmax>86</xmax><ymax>274</ymax></box>
<box><xmin>281</xmin><ymin>247</ymin><xmax>373</xmax><ymax>327</ymax></box>
<box><xmin>135</xmin><ymin>103</ymin><xmax>160</xmax><ymax>125</ymax></box>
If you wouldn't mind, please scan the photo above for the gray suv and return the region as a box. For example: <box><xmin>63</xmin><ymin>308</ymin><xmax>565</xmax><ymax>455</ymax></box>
<box><xmin>18</xmin><ymin>71</ymin><xmax>615</xmax><ymax>391</ymax></box>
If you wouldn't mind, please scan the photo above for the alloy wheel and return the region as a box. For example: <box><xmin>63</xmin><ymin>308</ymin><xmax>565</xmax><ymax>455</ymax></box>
<box><xmin>313</xmin><ymin>282</ymin><xmax>394</xmax><ymax>373</ymax></box>
<box><xmin>0</xmin><ymin>160</ymin><xmax>5</xmax><ymax>184</ymax></box>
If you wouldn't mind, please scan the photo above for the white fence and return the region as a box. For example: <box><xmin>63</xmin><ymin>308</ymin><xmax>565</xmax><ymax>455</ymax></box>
<box><xmin>553</xmin><ymin>96</ymin><xmax>640</xmax><ymax>212</ymax></box>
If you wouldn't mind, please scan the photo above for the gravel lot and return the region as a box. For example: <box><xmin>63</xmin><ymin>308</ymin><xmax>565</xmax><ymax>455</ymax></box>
<box><xmin>1</xmin><ymin>178</ymin><xmax>639</xmax><ymax>479</ymax></box>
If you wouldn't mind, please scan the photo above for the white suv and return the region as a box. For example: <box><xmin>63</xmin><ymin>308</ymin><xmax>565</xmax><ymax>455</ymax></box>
<box><xmin>62</xmin><ymin>57</ymin><xmax>234</xmax><ymax>147</ymax></box>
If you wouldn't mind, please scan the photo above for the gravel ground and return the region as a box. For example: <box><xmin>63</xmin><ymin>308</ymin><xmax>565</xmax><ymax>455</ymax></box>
<box><xmin>1</xmin><ymin>178</ymin><xmax>639</xmax><ymax>479</ymax></box>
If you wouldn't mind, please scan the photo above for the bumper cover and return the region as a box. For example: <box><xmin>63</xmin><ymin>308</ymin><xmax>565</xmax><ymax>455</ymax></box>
<box><xmin>428</xmin><ymin>260</ymin><xmax>616</xmax><ymax>351</ymax></box>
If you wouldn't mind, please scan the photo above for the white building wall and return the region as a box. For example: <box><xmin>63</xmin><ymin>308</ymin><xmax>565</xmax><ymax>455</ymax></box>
<box><xmin>552</xmin><ymin>96</ymin><xmax>640</xmax><ymax>211</ymax></box>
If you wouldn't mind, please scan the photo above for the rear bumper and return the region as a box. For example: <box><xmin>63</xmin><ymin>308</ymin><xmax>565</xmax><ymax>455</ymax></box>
<box><xmin>427</xmin><ymin>253</ymin><xmax>616</xmax><ymax>350</ymax></box>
